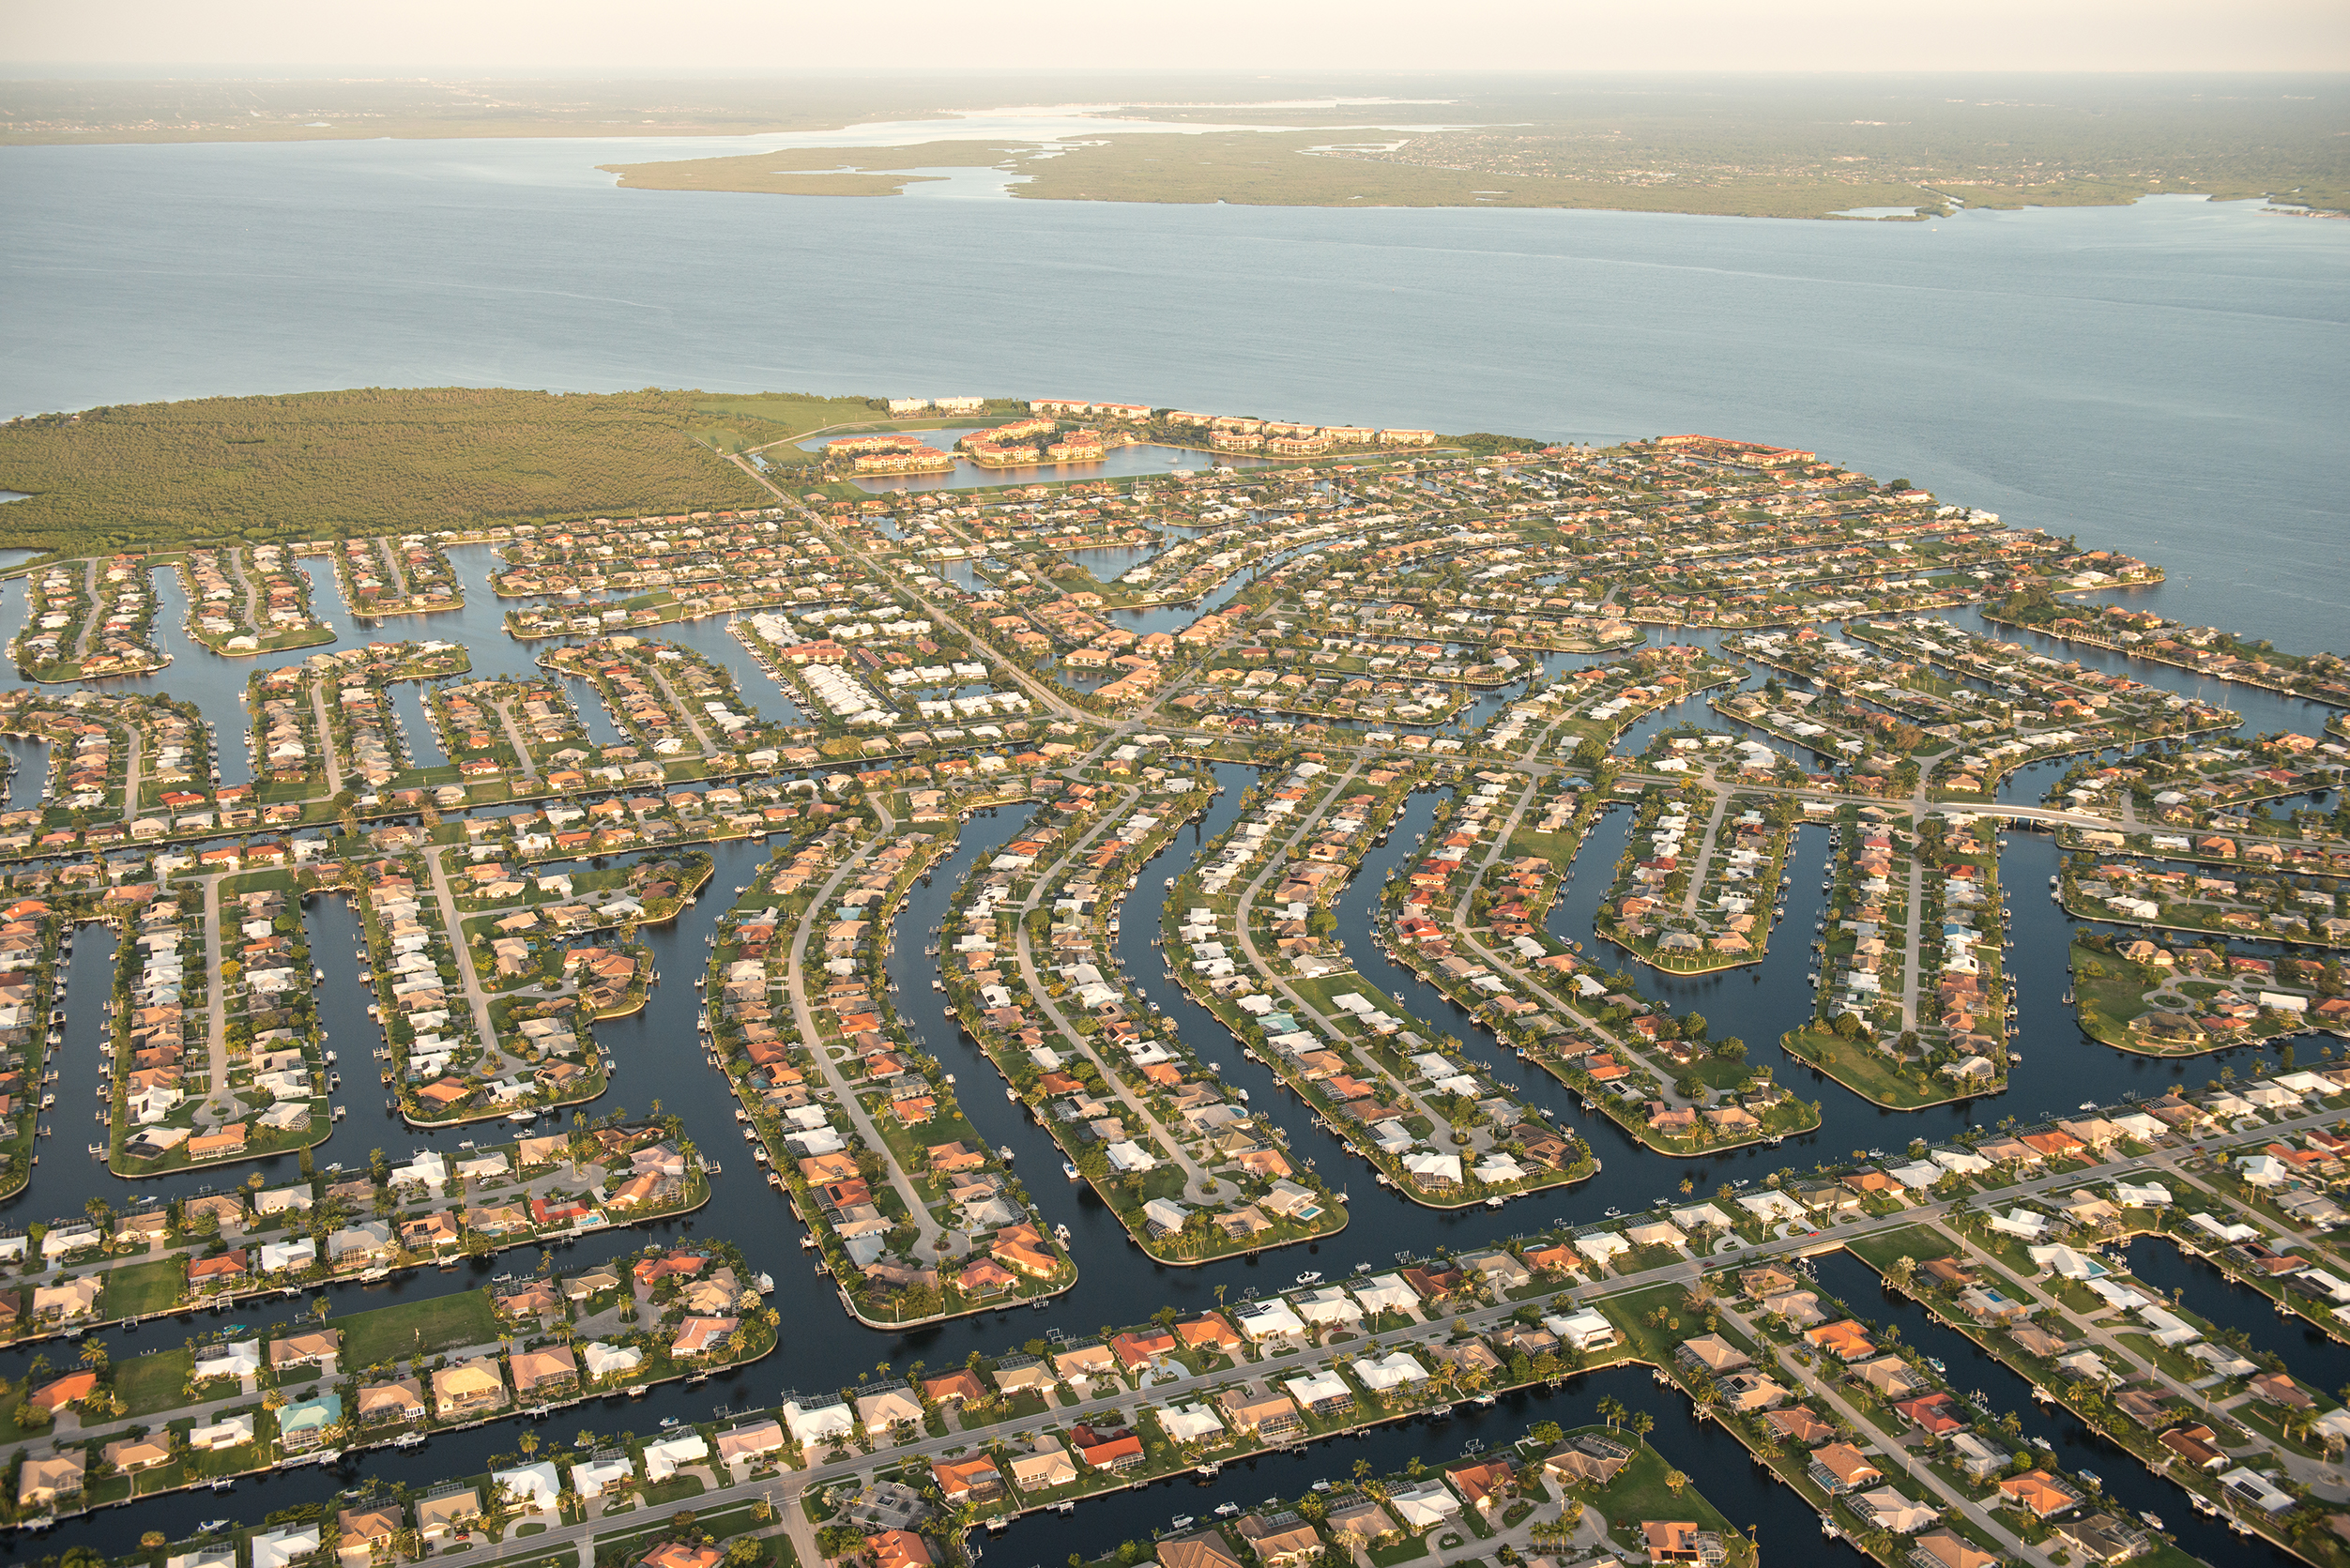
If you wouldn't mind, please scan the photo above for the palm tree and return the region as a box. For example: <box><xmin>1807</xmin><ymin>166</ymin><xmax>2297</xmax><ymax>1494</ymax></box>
<box><xmin>1629</xmin><ymin>1411</ymin><xmax>1654</xmax><ymax>1448</ymax></box>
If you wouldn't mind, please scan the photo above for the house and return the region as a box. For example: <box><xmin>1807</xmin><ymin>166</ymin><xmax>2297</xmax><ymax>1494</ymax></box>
<box><xmin>1546</xmin><ymin>1307</ymin><xmax>1619</xmax><ymax>1352</ymax></box>
<box><xmin>510</xmin><ymin>1347</ymin><xmax>580</xmax><ymax>1398</ymax></box>
<box><xmin>1547</xmin><ymin>1436</ymin><xmax>1632</xmax><ymax>1487</ymax></box>
<box><xmin>642</xmin><ymin>1430</ymin><xmax>712</xmax><ymax>1482</ymax></box>
<box><xmin>337</xmin><ymin>1507</ymin><xmax>404</xmax><ymax>1552</ymax></box>
<box><xmin>932</xmin><ymin>1455</ymin><xmax>1005</xmax><ymax>1505</ymax></box>
<box><xmin>2158</xmin><ymin>1423</ymin><xmax>2225</xmax><ymax>1470</ymax></box>
<box><xmin>1641</xmin><ymin>1522</ymin><xmax>1721</xmax><ymax>1566</ymax></box>
<box><xmin>417</xmin><ymin>1486</ymin><xmax>483</xmax><ymax>1539</ymax></box>
<box><xmin>1075</xmin><ymin>1424</ymin><xmax>1145</xmax><ymax>1471</ymax></box>
<box><xmin>1236</xmin><ymin>1514</ymin><xmax>1322</xmax><ymax>1568</ymax></box>
<box><xmin>190</xmin><ymin>1410</ymin><xmax>258</xmax><ymax>1450</ymax></box>
<box><xmin>1910</xmin><ymin>1531</ymin><xmax>1998</xmax><ymax>1568</ymax></box>
<box><xmin>1804</xmin><ymin>1319</ymin><xmax>1876</xmax><ymax>1362</ymax></box>
<box><xmin>494</xmin><ymin>1460</ymin><xmax>562</xmax><ymax>1515</ymax></box>
<box><xmin>671</xmin><ymin>1315</ymin><xmax>739</xmax><ymax>1358</ymax></box>
<box><xmin>867</xmin><ymin>1532</ymin><xmax>935</xmax><ymax>1568</ymax></box>
<box><xmin>249</xmin><ymin>1526</ymin><xmax>322</xmax><ymax>1568</ymax></box>
<box><xmin>1442</xmin><ymin>1459</ymin><xmax>1516</xmax><ymax>1515</ymax></box>
<box><xmin>1009</xmin><ymin>1442</ymin><xmax>1078</xmax><ymax>1492</ymax></box>
<box><xmin>2052</xmin><ymin>1515</ymin><xmax>2150</xmax><ymax>1565</ymax></box>
<box><xmin>277</xmin><ymin>1392</ymin><xmax>343</xmax><ymax>1451</ymax></box>
<box><xmin>856</xmin><ymin>1387</ymin><xmax>925</xmax><ymax>1435</ymax></box>
<box><xmin>715</xmin><ymin>1420</ymin><xmax>786</xmax><ymax>1468</ymax></box>
<box><xmin>357</xmin><ymin>1378</ymin><xmax>427</xmax><ymax>1424</ymax></box>
<box><xmin>1676</xmin><ymin>1333</ymin><xmax>1750</xmax><ymax>1376</ymax></box>
<box><xmin>1156</xmin><ymin>1531</ymin><xmax>1244</xmax><ymax>1568</ymax></box>
<box><xmin>784</xmin><ymin>1399</ymin><xmax>857</xmax><ymax>1450</ymax></box>
<box><xmin>643</xmin><ymin>1547</ymin><xmax>725</xmax><ymax>1568</ymax></box>
<box><xmin>431</xmin><ymin>1358</ymin><xmax>509</xmax><ymax>1417</ymax></box>
<box><xmin>1763</xmin><ymin>1408</ymin><xmax>1835</xmax><ymax>1448</ymax></box>
<box><xmin>1808</xmin><ymin>1442</ymin><xmax>1882</xmax><ymax>1494</ymax></box>
<box><xmin>1998</xmin><ymin>1469</ymin><xmax>2081</xmax><ymax>1519</ymax></box>
<box><xmin>1282</xmin><ymin>1369</ymin><xmax>1355</xmax><ymax>1416</ymax></box>
<box><xmin>30</xmin><ymin>1370</ymin><xmax>98</xmax><ymax>1412</ymax></box>
<box><xmin>101</xmin><ymin>1435</ymin><xmax>173</xmax><ymax>1474</ymax></box>
<box><xmin>572</xmin><ymin>1454</ymin><xmax>638</xmax><ymax>1499</ymax></box>
<box><xmin>270</xmin><ymin>1330</ymin><xmax>341</xmax><ymax>1371</ymax></box>
<box><xmin>1218</xmin><ymin>1387</ymin><xmax>1304</xmax><ymax>1440</ymax></box>
<box><xmin>1385</xmin><ymin>1480</ymin><xmax>1464</xmax><ymax>1531</ymax></box>
<box><xmin>16</xmin><ymin>1450</ymin><xmax>84</xmax><ymax>1509</ymax></box>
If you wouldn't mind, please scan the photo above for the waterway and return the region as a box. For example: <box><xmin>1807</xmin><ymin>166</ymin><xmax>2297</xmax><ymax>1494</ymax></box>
<box><xmin>986</xmin><ymin>1364</ymin><xmax>1837</xmax><ymax>1568</ymax></box>
<box><xmin>1810</xmin><ymin>1250</ymin><xmax>2298</xmax><ymax>1568</ymax></box>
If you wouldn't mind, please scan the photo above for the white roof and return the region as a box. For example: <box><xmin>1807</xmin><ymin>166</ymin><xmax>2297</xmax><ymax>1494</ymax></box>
<box><xmin>1575</xmin><ymin>1231</ymin><xmax>1630</xmax><ymax>1263</ymax></box>
<box><xmin>1387</xmin><ymin>1480</ymin><xmax>1462</xmax><ymax>1528</ymax></box>
<box><xmin>1282</xmin><ymin>1368</ymin><xmax>1351</xmax><ymax>1406</ymax></box>
<box><xmin>642</xmin><ymin>1431</ymin><xmax>711</xmax><ymax>1480</ymax></box>
<box><xmin>784</xmin><ymin>1399</ymin><xmax>855</xmax><ymax>1445</ymax></box>
<box><xmin>570</xmin><ymin>1454</ymin><xmax>636</xmax><ymax>1494</ymax></box>
<box><xmin>1353</xmin><ymin>1351</ymin><xmax>1428</xmax><ymax>1391</ymax></box>
<box><xmin>251</xmin><ymin>1527</ymin><xmax>323</xmax><ymax>1568</ymax></box>
<box><xmin>1351</xmin><ymin>1273</ymin><xmax>1419</xmax><ymax>1315</ymax></box>
<box><xmin>1154</xmin><ymin>1402</ymin><xmax>1224</xmax><ymax>1443</ymax></box>
<box><xmin>492</xmin><ymin>1460</ymin><xmax>560</xmax><ymax>1510</ymax></box>
<box><xmin>582</xmin><ymin>1341</ymin><xmax>643</xmax><ymax>1378</ymax></box>
<box><xmin>1237</xmin><ymin>1300</ymin><xmax>1308</xmax><ymax>1339</ymax></box>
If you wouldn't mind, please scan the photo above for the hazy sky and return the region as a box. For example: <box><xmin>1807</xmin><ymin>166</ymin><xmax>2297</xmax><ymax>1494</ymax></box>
<box><xmin>8</xmin><ymin>0</ymin><xmax>2347</xmax><ymax>72</ymax></box>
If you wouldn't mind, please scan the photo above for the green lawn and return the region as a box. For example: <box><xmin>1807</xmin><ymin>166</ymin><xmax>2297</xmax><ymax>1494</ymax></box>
<box><xmin>106</xmin><ymin>1255</ymin><xmax>190</xmax><ymax>1317</ymax></box>
<box><xmin>1842</xmin><ymin>1224</ymin><xmax>1956</xmax><ymax>1272</ymax></box>
<box><xmin>1586</xmin><ymin>1438</ymin><xmax>1738</xmax><ymax>1543</ymax></box>
<box><xmin>341</xmin><ymin>1288</ymin><xmax>501</xmax><ymax>1367</ymax></box>
<box><xmin>1779</xmin><ymin>1026</ymin><xmax>1971</xmax><ymax>1110</ymax></box>
<box><xmin>116</xmin><ymin>1347</ymin><xmax>194</xmax><ymax>1416</ymax></box>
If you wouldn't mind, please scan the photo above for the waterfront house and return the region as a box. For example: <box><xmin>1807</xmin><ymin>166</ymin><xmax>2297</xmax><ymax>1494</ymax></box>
<box><xmin>932</xmin><ymin>1455</ymin><xmax>1004</xmax><ymax>1505</ymax></box>
<box><xmin>1808</xmin><ymin>1442</ymin><xmax>1882</xmax><ymax>1494</ymax></box>
<box><xmin>1010</xmin><ymin>1442</ymin><xmax>1077</xmax><ymax>1492</ymax></box>
<box><xmin>431</xmin><ymin>1358</ymin><xmax>509</xmax><ymax>1418</ymax></box>
<box><xmin>1155</xmin><ymin>1532</ymin><xmax>1244</xmax><ymax>1568</ymax></box>
<box><xmin>16</xmin><ymin>1451</ymin><xmax>84</xmax><ymax>1510</ymax></box>
<box><xmin>417</xmin><ymin>1486</ymin><xmax>482</xmax><ymax>1540</ymax></box>
<box><xmin>356</xmin><ymin>1378</ymin><xmax>426</xmax><ymax>1425</ymax></box>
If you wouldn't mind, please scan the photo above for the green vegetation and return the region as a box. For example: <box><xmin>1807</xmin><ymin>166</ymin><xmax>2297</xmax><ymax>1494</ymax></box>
<box><xmin>682</xmin><ymin>392</ymin><xmax>914</xmax><ymax>456</ymax></box>
<box><xmin>102</xmin><ymin>1256</ymin><xmax>190</xmax><ymax>1319</ymax></box>
<box><xmin>1583</xmin><ymin>1436</ymin><xmax>1742</xmax><ymax>1552</ymax></box>
<box><xmin>340</xmin><ymin>1286</ymin><xmax>502</xmax><ymax>1367</ymax></box>
<box><xmin>590</xmin><ymin>78</ymin><xmax>2350</xmax><ymax>220</ymax></box>
<box><xmin>0</xmin><ymin>388</ymin><xmax>777</xmax><ymax>556</ymax></box>
<box><xmin>115</xmin><ymin>1347</ymin><xmax>195</xmax><ymax>1417</ymax></box>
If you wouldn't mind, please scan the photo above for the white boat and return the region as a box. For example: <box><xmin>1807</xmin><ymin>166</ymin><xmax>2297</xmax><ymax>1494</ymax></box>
<box><xmin>1062</xmin><ymin>1161</ymin><xmax>1080</xmax><ymax>1181</ymax></box>
<box><xmin>1168</xmin><ymin>1516</ymin><xmax>1196</xmax><ymax>1530</ymax></box>
<box><xmin>1294</xmin><ymin>1271</ymin><xmax>1321</xmax><ymax>1286</ymax></box>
